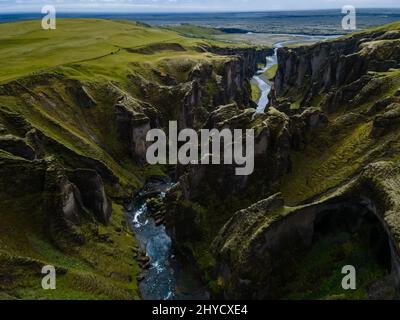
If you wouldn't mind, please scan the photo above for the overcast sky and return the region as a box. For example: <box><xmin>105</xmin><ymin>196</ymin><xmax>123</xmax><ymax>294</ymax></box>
<box><xmin>1</xmin><ymin>0</ymin><xmax>400</xmax><ymax>13</ymax></box>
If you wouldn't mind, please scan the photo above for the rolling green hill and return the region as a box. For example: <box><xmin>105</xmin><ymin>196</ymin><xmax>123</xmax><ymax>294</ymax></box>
<box><xmin>0</xmin><ymin>18</ymin><xmax>260</xmax><ymax>300</ymax></box>
<box><xmin>0</xmin><ymin>19</ymin><xmax>231</xmax><ymax>84</ymax></box>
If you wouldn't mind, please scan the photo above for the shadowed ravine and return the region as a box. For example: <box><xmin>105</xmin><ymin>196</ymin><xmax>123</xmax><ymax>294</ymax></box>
<box><xmin>253</xmin><ymin>35</ymin><xmax>340</xmax><ymax>113</ymax></box>
<box><xmin>128</xmin><ymin>178</ymin><xmax>209</xmax><ymax>300</ymax></box>
<box><xmin>130</xmin><ymin>35</ymin><xmax>348</xmax><ymax>300</ymax></box>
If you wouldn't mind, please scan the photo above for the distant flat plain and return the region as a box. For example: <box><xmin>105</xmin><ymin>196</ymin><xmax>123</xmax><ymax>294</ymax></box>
<box><xmin>2</xmin><ymin>8</ymin><xmax>400</xmax><ymax>35</ymax></box>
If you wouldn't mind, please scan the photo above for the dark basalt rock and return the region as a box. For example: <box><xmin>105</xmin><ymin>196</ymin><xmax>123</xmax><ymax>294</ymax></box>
<box><xmin>320</xmin><ymin>75</ymin><xmax>373</xmax><ymax>113</ymax></box>
<box><xmin>212</xmin><ymin>161</ymin><xmax>400</xmax><ymax>299</ymax></box>
<box><xmin>203</xmin><ymin>46</ymin><xmax>272</xmax><ymax>78</ymax></box>
<box><xmin>67</xmin><ymin>168</ymin><xmax>112</xmax><ymax>225</ymax></box>
<box><xmin>0</xmin><ymin>151</ymin><xmax>46</xmax><ymax>198</ymax></box>
<box><xmin>44</xmin><ymin>162</ymin><xmax>88</xmax><ymax>247</ymax></box>
<box><xmin>0</xmin><ymin>134</ymin><xmax>35</xmax><ymax>160</ymax></box>
<box><xmin>0</xmin><ymin>107</ymin><xmax>32</xmax><ymax>136</ymax></box>
<box><xmin>25</xmin><ymin>129</ymin><xmax>46</xmax><ymax>159</ymax></box>
<box><xmin>371</xmin><ymin>103</ymin><xmax>400</xmax><ymax>137</ymax></box>
<box><xmin>289</xmin><ymin>107</ymin><xmax>328</xmax><ymax>150</ymax></box>
<box><xmin>114</xmin><ymin>95</ymin><xmax>157</xmax><ymax>163</ymax></box>
<box><xmin>364</xmin><ymin>96</ymin><xmax>398</xmax><ymax>116</ymax></box>
<box><xmin>67</xmin><ymin>84</ymin><xmax>96</xmax><ymax>109</ymax></box>
<box><xmin>368</xmin><ymin>277</ymin><xmax>398</xmax><ymax>300</ymax></box>
<box><xmin>273</xmin><ymin>31</ymin><xmax>400</xmax><ymax>112</ymax></box>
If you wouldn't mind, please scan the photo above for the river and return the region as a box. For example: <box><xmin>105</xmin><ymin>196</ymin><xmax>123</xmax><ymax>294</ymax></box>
<box><xmin>129</xmin><ymin>178</ymin><xmax>209</xmax><ymax>300</ymax></box>
<box><xmin>253</xmin><ymin>34</ymin><xmax>340</xmax><ymax>113</ymax></box>
<box><xmin>129</xmin><ymin>35</ymin><xmax>339</xmax><ymax>301</ymax></box>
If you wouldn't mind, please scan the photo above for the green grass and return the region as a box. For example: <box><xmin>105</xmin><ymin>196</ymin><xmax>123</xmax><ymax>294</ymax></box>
<box><xmin>0</xmin><ymin>18</ymin><xmax>257</xmax><ymax>300</ymax></box>
<box><xmin>0</xmin><ymin>19</ymin><xmax>237</xmax><ymax>190</ymax></box>
<box><xmin>0</xmin><ymin>189</ymin><xmax>142</xmax><ymax>300</ymax></box>
<box><xmin>261</xmin><ymin>64</ymin><xmax>278</xmax><ymax>81</ymax></box>
<box><xmin>279</xmin><ymin>69</ymin><xmax>400</xmax><ymax>205</ymax></box>
<box><xmin>342</xmin><ymin>20</ymin><xmax>400</xmax><ymax>39</ymax></box>
<box><xmin>0</xmin><ymin>19</ymin><xmax>234</xmax><ymax>84</ymax></box>
<box><xmin>0</xmin><ymin>19</ymin><xmax>178</xmax><ymax>83</ymax></box>
<box><xmin>250</xmin><ymin>80</ymin><xmax>261</xmax><ymax>102</ymax></box>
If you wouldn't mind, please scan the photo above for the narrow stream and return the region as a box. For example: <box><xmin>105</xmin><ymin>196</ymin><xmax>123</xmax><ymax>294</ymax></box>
<box><xmin>128</xmin><ymin>178</ymin><xmax>209</xmax><ymax>300</ymax></box>
<box><xmin>253</xmin><ymin>45</ymin><xmax>279</xmax><ymax>113</ymax></box>
<box><xmin>253</xmin><ymin>35</ymin><xmax>340</xmax><ymax>113</ymax></box>
<box><xmin>128</xmin><ymin>35</ymin><xmax>341</xmax><ymax>301</ymax></box>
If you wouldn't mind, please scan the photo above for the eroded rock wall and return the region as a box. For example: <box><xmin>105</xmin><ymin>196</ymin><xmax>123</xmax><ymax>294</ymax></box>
<box><xmin>273</xmin><ymin>29</ymin><xmax>400</xmax><ymax>110</ymax></box>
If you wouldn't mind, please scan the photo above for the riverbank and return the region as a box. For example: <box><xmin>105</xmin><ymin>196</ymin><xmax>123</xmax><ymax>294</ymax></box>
<box><xmin>129</xmin><ymin>178</ymin><xmax>209</xmax><ymax>300</ymax></box>
<box><xmin>251</xmin><ymin>34</ymin><xmax>341</xmax><ymax>113</ymax></box>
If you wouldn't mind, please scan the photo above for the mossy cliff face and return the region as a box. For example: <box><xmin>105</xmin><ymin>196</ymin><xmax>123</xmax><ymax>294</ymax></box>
<box><xmin>164</xmin><ymin>104</ymin><xmax>328</xmax><ymax>289</ymax></box>
<box><xmin>0</xmin><ymin>151</ymin><xmax>142</xmax><ymax>299</ymax></box>
<box><xmin>3</xmin><ymin>18</ymin><xmax>399</xmax><ymax>300</ymax></box>
<box><xmin>0</xmin><ymin>19</ymin><xmax>269</xmax><ymax>299</ymax></box>
<box><xmin>273</xmin><ymin>23</ymin><xmax>400</xmax><ymax>111</ymax></box>
<box><xmin>165</xmin><ymin>22</ymin><xmax>400</xmax><ymax>299</ymax></box>
<box><xmin>213</xmin><ymin>162</ymin><xmax>400</xmax><ymax>299</ymax></box>
<box><xmin>129</xmin><ymin>45</ymin><xmax>269</xmax><ymax>131</ymax></box>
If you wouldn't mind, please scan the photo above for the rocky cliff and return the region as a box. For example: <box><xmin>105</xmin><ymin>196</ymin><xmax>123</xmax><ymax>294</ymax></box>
<box><xmin>214</xmin><ymin>24</ymin><xmax>400</xmax><ymax>299</ymax></box>
<box><xmin>3</xmin><ymin>18</ymin><xmax>399</xmax><ymax>300</ymax></box>
<box><xmin>273</xmin><ymin>24</ymin><xmax>400</xmax><ymax>111</ymax></box>
<box><xmin>0</xmin><ymin>19</ymin><xmax>270</xmax><ymax>299</ymax></box>
<box><xmin>213</xmin><ymin>161</ymin><xmax>400</xmax><ymax>299</ymax></box>
<box><xmin>165</xmin><ymin>22</ymin><xmax>400</xmax><ymax>299</ymax></box>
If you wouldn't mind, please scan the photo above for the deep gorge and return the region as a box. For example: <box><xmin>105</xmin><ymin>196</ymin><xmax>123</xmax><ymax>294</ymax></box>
<box><xmin>0</xmin><ymin>18</ymin><xmax>400</xmax><ymax>300</ymax></box>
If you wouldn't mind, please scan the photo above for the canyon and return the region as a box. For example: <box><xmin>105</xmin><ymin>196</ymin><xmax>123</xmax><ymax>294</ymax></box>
<box><xmin>0</xmin><ymin>18</ymin><xmax>399</xmax><ymax>300</ymax></box>
<box><xmin>145</xmin><ymin>120</ymin><xmax>255</xmax><ymax>176</ymax></box>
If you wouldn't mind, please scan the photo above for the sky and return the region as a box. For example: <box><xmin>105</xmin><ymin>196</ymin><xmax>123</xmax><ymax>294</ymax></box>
<box><xmin>1</xmin><ymin>0</ymin><xmax>400</xmax><ymax>13</ymax></box>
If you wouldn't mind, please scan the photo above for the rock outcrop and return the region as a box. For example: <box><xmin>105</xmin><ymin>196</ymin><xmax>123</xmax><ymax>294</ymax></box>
<box><xmin>0</xmin><ymin>134</ymin><xmax>35</xmax><ymax>160</ymax></box>
<box><xmin>205</xmin><ymin>46</ymin><xmax>273</xmax><ymax>78</ymax></box>
<box><xmin>273</xmin><ymin>28</ymin><xmax>400</xmax><ymax>111</ymax></box>
<box><xmin>164</xmin><ymin>104</ymin><xmax>330</xmax><ymax>283</ymax></box>
<box><xmin>3</xmin><ymin>17</ymin><xmax>399</xmax><ymax>300</ymax></box>
<box><xmin>164</xmin><ymin>23</ymin><xmax>400</xmax><ymax>300</ymax></box>
<box><xmin>0</xmin><ymin>20</ymin><xmax>275</xmax><ymax>299</ymax></box>
<box><xmin>371</xmin><ymin>102</ymin><xmax>400</xmax><ymax>137</ymax></box>
<box><xmin>67</xmin><ymin>168</ymin><xmax>112</xmax><ymax>225</ymax></box>
<box><xmin>67</xmin><ymin>83</ymin><xmax>97</xmax><ymax>109</ymax></box>
<box><xmin>213</xmin><ymin>161</ymin><xmax>400</xmax><ymax>299</ymax></box>
<box><xmin>115</xmin><ymin>98</ymin><xmax>152</xmax><ymax>164</ymax></box>
<box><xmin>133</xmin><ymin>46</ymin><xmax>270</xmax><ymax>131</ymax></box>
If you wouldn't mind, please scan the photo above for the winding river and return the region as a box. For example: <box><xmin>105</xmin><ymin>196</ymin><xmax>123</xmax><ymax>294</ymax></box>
<box><xmin>129</xmin><ymin>35</ymin><xmax>340</xmax><ymax>300</ymax></box>
<box><xmin>253</xmin><ymin>35</ymin><xmax>340</xmax><ymax>113</ymax></box>
<box><xmin>129</xmin><ymin>178</ymin><xmax>208</xmax><ymax>300</ymax></box>
<box><xmin>253</xmin><ymin>44</ymin><xmax>279</xmax><ymax>113</ymax></box>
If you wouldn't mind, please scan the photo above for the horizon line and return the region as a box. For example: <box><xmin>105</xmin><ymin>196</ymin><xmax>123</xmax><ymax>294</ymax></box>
<box><xmin>2</xmin><ymin>7</ymin><xmax>400</xmax><ymax>15</ymax></box>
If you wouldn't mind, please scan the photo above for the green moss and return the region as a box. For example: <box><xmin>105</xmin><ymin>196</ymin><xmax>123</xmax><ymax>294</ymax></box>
<box><xmin>250</xmin><ymin>80</ymin><xmax>261</xmax><ymax>102</ymax></box>
<box><xmin>280</xmin><ymin>70</ymin><xmax>400</xmax><ymax>206</ymax></box>
<box><xmin>0</xmin><ymin>194</ymin><xmax>141</xmax><ymax>300</ymax></box>
<box><xmin>279</xmin><ymin>230</ymin><xmax>389</xmax><ymax>300</ymax></box>
<box><xmin>280</xmin><ymin>121</ymin><xmax>373</xmax><ymax>205</ymax></box>
<box><xmin>262</xmin><ymin>64</ymin><xmax>278</xmax><ymax>81</ymax></box>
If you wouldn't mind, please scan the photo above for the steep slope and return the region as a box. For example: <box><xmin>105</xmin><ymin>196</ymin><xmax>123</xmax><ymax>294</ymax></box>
<box><xmin>0</xmin><ymin>19</ymin><xmax>268</xmax><ymax>299</ymax></box>
<box><xmin>165</xmin><ymin>22</ymin><xmax>400</xmax><ymax>299</ymax></box>
<box><xmin>215</xmin><ymin>22</ymin><xmax>400</xmax><ymax>299</ymax></box>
